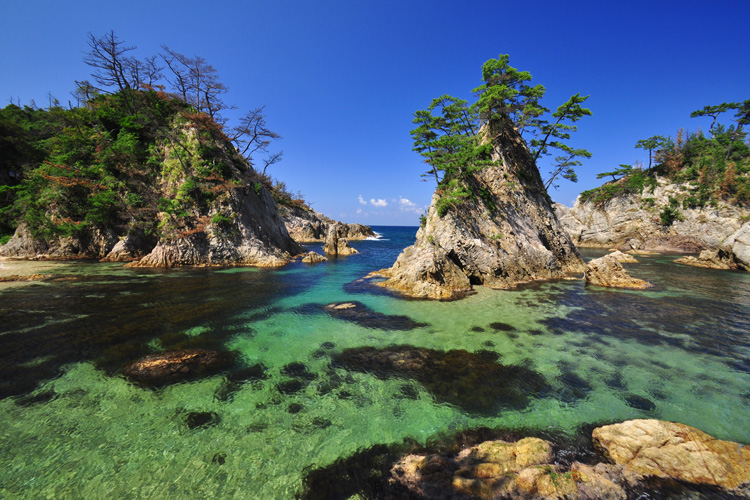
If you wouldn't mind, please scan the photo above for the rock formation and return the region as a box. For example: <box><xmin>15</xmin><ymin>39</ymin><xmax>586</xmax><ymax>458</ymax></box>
<box><xmin>607</xmin><ymin>250</ymin><xmax>639</xmax><ymax>263</ymax></box>
<box><xmin>673</xmin><ymin>224</ymin><xmax>750</xmax><ymax>271</ymax></box>
<box><xmin>593</xmin><ymin>419</ymin><xmax>750</xmax><ymax>492</ymax></box>
<box><xmin>555</xmin><ymin>177</ymin><xmax>750</xmax><ymax>267</ymax></box>
<box><xmin>0</xmin><ymin>109</ymin><xmax>302</xmax><ymax>268</ymax></box>
<box><xmin>322</xmin><ymin>223</ymin><xmax>359</xmax><ymax>257</ymax></box>
<box><xmin>585</xmin><ymin>253</ymin><xmax>652</xmax><ymax>289</ymax></box>
<box><xmin>301</xmin><ymin>251</ymin><xmax>327</xmax><ymax>263</ymax></box>
<box><xmin>127</xmin><ymin>184</ymin><xmax>300</xmax><ymax>268</ymax></box>
<box><xmin>280</xmin><ymin>206</ymin><xmax>375</xmax><ymax>242</ymax></box>
<box><xmin>384</xmin><ymin>419</ymin><xmax>750</xmax><ymax>499</ymax></box>
<box><xmin>0</xmin><ymin>224</ymin><xmax>119</xmax><ymax>260</ymax></box>
<box><xmin>375</xmin><ymin>124</ymin><xmax>585</xmax><ymax>299</ymax></box>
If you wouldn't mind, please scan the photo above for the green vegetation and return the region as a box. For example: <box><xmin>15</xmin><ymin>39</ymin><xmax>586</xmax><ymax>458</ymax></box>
<box><xmin>0</xmin><ymin>31</ymin><xmax>307</xmax><ymax>243</ymax></box>
<box><xmin>582</xmin><ymin>99</ymin><xmax>750</xmax><ymax>208</ymax></box>
<box><xmin>411</xmin><ymin>54</ymin><xmax>592</xmax><ymax>217</ymax></box>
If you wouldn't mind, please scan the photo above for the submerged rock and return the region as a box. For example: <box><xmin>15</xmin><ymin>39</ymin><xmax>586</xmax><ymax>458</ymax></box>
<box><xmin>593</xmin><ymin>419</ymin><xmax>750</xmax><ymax>492</ymax></box>
<box><xmin>332</xmin><ymin>345</ymin><xmax>549</xmax><ymax>415</ymax></box>
<box><xmin>123</xmin><ymin>349</ymin><xmax>235</xmax><ymax>387</ymax></box>
<box><xmin>0</xmin><ymin>273</ymin><xmax>46</xmax><ymax>282</ymax></box>
<box><xmin>185</xmin><ymin>411</ymin><xmax>220</xmax><ymax>429</ymax></box>
<box><xmin>322</xmin><ymin>301</ymin><xmax>427</xmax><ymax>330</ymax></box>
<box><xmin>585</xmin><ymin>254</ymin><xmax>652</xmax><ymax>289</ymax></box>
<box><xmin>375</xmin><ymin>123</ymin><xmax>584</xmax><ymax>300</ymax></box>
<box><xmin>322</xmin><ymin>223</ymin><xmax>359</xmax><ymax>257</ymax></box>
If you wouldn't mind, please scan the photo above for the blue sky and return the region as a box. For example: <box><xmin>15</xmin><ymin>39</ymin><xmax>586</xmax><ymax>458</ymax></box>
<box><xmin>2</xmin><ymin>0</ymin><xmax>748</xmax><ymax>225</ymax></box>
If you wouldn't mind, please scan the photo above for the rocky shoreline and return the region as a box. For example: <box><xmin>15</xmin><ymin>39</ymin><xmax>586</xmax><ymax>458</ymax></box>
<box><xmin>555</xmin><ymin>177</ymin><xmax>750</xmax><ymax>271</ymax></box>
<box><xmin>301</xmin><ymin>419</ymin><xmax>750</xmax><ymax>499</ymax></box>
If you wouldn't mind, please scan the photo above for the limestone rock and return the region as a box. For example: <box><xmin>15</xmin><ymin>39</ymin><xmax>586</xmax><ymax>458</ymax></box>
<box><xmin>675</xmin><ymin>249</ymin><xmax>734</xmax><ymax>270</ymax></box>
<box><xmin>101</xmin><ymin>232</ymin><xmax>157</xmax><ymax>262</ymax></box>
<box><xmin>555</xmin><ymin>179</ymin><xmax>750</xmax><ymax>257</ymax></box>
<box><xmin>301</xmin><ymin>251</ymin><xmax>327</xmax><ymax>263</ymax></box>
<box><xmin>323</xmin><ymin>223</ymin><xmax>359</xmax><ymax>257</ymax></box>
<box><xmin>372</xmin><ymin>244</ymin><xmax>472</xmax><ymax>300</ymax></box>
<box><xmin>593</xmin><ymin>419</ymin><xmax>750</xmax><ymax>491</ymax></box>
<box><xmin>607</xmin><ymin>250</ymin><xmax>638</xmax><ymax>263</ymax></box>
<box><xmin>128</xmin><ymin>185</ymin><xmax>300</xmax><ymax>268</ymax></box>
<box><xmin>585</xmin><ymin>254</ymin><xmax>652</xmax><ymax>289</ymax></box>
<box><xmin>0</xmin><ymin>224</ymin><xmax>118</xmax><ymax>260</ymax></box>
<box><xmin>123</xmin><ymin>349</ymin><xmax>235</xmax><ymax>387</ymax></box>
<box><xmin>378</xmin><ymin>124</ymin><xmax>584</xmax><ymax>300</ymax></box>
<box><xmin>281</xmin><ymin>206</ymin><xmax>375</xmax><ymax>242</ymax></box>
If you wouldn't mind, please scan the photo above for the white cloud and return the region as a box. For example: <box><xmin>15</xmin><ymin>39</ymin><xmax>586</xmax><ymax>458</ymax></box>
<box><xmin>370</xmin><ymin>198</ymin><xmax>388</xmax><ymax>207</ymax></box>
<box><xmin>356</xmin><ymin>208</ymin><xmax>362</xmax><ymax>214</ymax></box>
<box><xmin>358</xmin><ymin>195</ymin><xmax>367</xmax><ymax>205</ymax></box>
<box><xmin>398</xmin><ymin>196</ymin><xmax>422</xmax><ymax>214</ymax></box>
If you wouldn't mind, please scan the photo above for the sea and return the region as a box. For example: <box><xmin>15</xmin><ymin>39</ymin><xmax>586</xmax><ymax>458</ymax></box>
<box><xmin>1</xmin><ymin>225</ymin><xmax>749</xmax><ymax>498</ymax></box>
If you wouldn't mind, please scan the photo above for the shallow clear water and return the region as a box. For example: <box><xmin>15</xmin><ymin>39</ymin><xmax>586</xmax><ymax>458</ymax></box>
<box><xmin>1</xmin><ymin>227</ymin><xmax>749</xmax><ymax>498</ymax></box>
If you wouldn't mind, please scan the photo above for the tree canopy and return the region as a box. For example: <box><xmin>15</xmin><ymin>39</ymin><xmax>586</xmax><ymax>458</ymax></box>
<box><xmin>410</xmin><ymin>54</ymin><xmax>592</xmax><ymax>199</ymax></box>
<box><xmin>582</xmin><ymin>98</ymin><xmax>750</xmax><ymax>208</ymax></box>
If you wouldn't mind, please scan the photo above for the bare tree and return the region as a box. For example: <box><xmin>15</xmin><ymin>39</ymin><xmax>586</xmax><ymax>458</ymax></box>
<box><xmin>160</xmin><ymin>46</ymin><xmax>230</xmax><ymax>119</ymax></box>
<box><xmin>84</xmin><ymin>30</ymin><xmax>135</xmax><ymax>93</ymax></box>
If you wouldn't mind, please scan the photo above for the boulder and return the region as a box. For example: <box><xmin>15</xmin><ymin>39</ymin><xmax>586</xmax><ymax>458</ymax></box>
<box><xmin>593</xmin><ymin>419</ymin><xmax>750</xmax><ymax>492</ymax></box>
<box><xmin>585</xmin><ymin>254</ymin><xmax>652</xmax><ymax>289</ymax></box>
<box><xmin>389</xmin><ymin>437</ymin><xmax>632</xmax><ymax>499</ymax></box>
<box><xmin>301</xmin><ymin>251</ymin><xmax>327</xmax><ymax>263</ymax></box>
<box><xmin>376</xmin><ymin>123</ymin><xmax>584</xmax><ymax>300</ymax></box>
<box><xmin>122</xmin><ymin>349</ymin><xmax>235</xmax><ymax>387</ymax></box>
<box><xmin>101</xmin><ymin>232</ymin><xmax>157</xmax><ymax>262</ymax></box>
<box><xmin>607</xmin><ymin>250</ymin><xmax>638</xmax><ymax>263</ymax></box>
<box><xmin>323</xmin><ymin>223</ymin><xmax>358</xmax><ymax>257</ymax></box>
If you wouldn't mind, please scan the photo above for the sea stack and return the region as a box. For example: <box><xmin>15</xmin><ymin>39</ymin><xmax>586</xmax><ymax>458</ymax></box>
<box><xmin>375</xmin><ymin>124</ymin><xmax>585</xmax><ymax>299</ymax></box>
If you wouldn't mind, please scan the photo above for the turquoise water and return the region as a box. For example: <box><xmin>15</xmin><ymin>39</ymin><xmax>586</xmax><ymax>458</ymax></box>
<box><xmin>1</xmin><ymin>227</ymin><xmax>749</xmax><ymax>498</ymax></box>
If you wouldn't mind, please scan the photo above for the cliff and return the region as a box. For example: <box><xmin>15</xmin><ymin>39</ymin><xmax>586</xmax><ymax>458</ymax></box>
<box><xmin>556</xmin><ymin>177</ymin><xmax>750</xmax><ymax>270</ymax></box>
<box><xmin>0</xmin><ymin>91</ymin><xmax>302</xmax><ymax>267</ymax></box>
<box><xmin>374</xmin><ymin>125</ymin><xmax>585</xmax><ymax>300</ymax></box>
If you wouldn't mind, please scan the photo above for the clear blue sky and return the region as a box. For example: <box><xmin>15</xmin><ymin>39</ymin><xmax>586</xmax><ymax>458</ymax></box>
<box><xmin>2</xmin><ymin>0</ymin><xmax>748</xmax><ymax>225</ymax></box>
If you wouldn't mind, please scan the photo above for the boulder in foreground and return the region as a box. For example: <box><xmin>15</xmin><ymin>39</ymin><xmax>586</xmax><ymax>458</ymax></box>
<box><xmin>593</xmin><ymin>419</ymin><xmax>750</xmax><ymax>491</ymax></box>
<box><xmin>585</xmin><ymin>254</ymin><xmax>652</xmax><ymax>289</ymax></box>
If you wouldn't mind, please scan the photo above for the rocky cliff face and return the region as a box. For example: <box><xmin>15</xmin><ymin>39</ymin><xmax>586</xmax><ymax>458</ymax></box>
<box><xmin>556</xmin><ymin>177</ymin><xmax>750</xmax><ymax>270</ymax></box>
<box><xmin>127</xmin><ymin>183</ymin><xmax>301</xmax><ymax>268</ymax></box>
<box><xmin>375</xmin><ymin>125</ymin><xmax>585</xmax><ymax>300</ymax></box>
<box><xmin>280</xmin><ymin>206</ymin><xmax>375</xmax><ymax>243</ymax></box>
<box><xmin>0</xmin><ymin>121</ymin><xmax>302</xmax><ymax>268</ymax></box>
